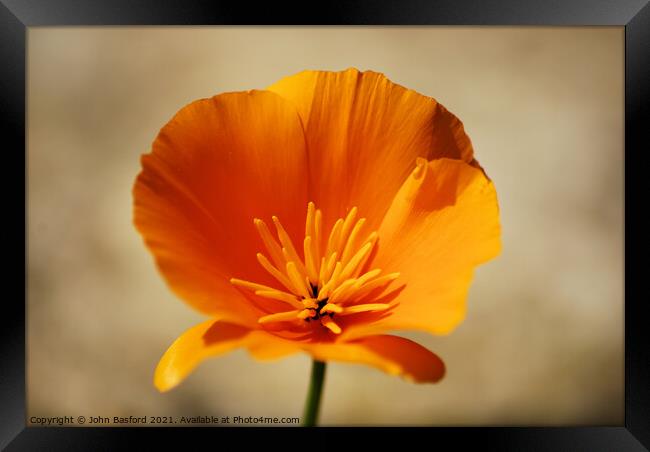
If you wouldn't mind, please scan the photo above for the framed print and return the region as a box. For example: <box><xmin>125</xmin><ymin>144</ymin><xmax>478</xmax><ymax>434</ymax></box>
<box><xmin>2</xmin><ymin>0</ymin><xmax>649</xmax><ymax>450</ymax></box>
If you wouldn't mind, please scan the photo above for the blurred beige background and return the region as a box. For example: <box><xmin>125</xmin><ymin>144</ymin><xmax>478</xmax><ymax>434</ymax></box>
<box><xmin>27</xmin><ymin>27</ymin><xmax>624</xmax><ymax>426</ymax></box>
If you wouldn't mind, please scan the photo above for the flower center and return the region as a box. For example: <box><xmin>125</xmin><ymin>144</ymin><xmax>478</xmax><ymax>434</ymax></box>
<box><xmin>230</xmin><ymin>202</ymin><xmax>399</xmax><ymax>335</ymax></box>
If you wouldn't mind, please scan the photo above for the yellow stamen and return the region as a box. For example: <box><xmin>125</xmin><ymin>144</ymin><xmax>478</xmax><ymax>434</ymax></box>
<box><xmin>320</xmin><ymin>303</ymin><xmax>343</xmax><ymax>314</ymax></box>
<box><xmin>230</xmin><ymin>278</ymin><xmax>287</xmax><ymax>294</ymax></box>
<box><xmin>256</xmin><ymin>253</ymin><xmax>296</xmax><ymax>293</ymax></box>
<box><xmin>302</xmin><ymin>298</ymin><xmax>319</xmax><ymax>309</ymax></box>
<box><xmin>353</xmin><ymin>272</ymin><xmax>401</xmax><ymax>300</ymax></box>
<box><xmin>338</xmin><ymin>241</ymin><xmax>373</xmax><ymax>282</ymax></box>
<box><xmin>303</xmin><ymin>236</ymin><xmax>319</xmax><ymax>283</ymax></box>
<box><xmin>317</xmin><ymin>280</ymin><xmax>333</xmax><ymax>300</ymax></box>
<box><xmin>286</xmin><ymin>261</ymin><xmax>311</xmax><ymax>299</ymax></box>
<box><xmin>321</xmin><ymin>317</ymin><xmax>342</xmax><ymax>334</ymax></box>
<box><xmin>321</xmin><ymin>252</ymin><xmax>338</xmax><ymax>284</ymax></box>
<box><xmin>329</xmin><ymin>278</ymin><xmax>358</xmax><ymax>303</ymax></box>
<box><xmin>297</xmin><ymin>309</ymin><xmax>313</xmax><ymax>320</ymax></box>
<box><xmin>314</xmin><ymin>209</ymin><xmax>322</xmax><ymax>262</ymax></box>
<box><xmin>318</xmin><ymin>257</ymin><xmax>327</xmax><ymax>285</ymax></box>
<box><xmin>337</xmin><ymin>207</ymin><xmax>358</xmax><ymax>255</ymax></box>
<box><xmin>254</xmin><ymin>219</ymin><xmax>285</xmax><ymax>269</ymax></box>
<box><xmin>325</xmin><ymin>219</ymin><xmax>343</xmax><ymax>260</ymax></box>
<box><xmin>258</xmin><ymin>310</ymin><xmax>301</xmax><ymax>324</ymax></box>
<box><xmin>327</xmin><ymin>261</ymin><xmax>343</xmax><ymax>288</ymax></box>
<box><xmin>340</xmin><ymin>303</ymin><xmax>390</xmax><ymax>316</ymax></box>
<box><xmin>254</xmin><ymin>290</ymin><xmax>304</xmax><ymax>309</ymax></box>
<box><xmin>340</xmin><ymin>217</ymin><xmax>366</xmax><ymax>265</ymax></box>
<box><xmin>354</xmin><ymin>268</ymin><xmax>383</xmax><ymax>287</ymax></box>
<box><xmin>356</xmin><ymin>231</ymin><xmax>379</xmax><ymax>273</ymax></box>
<box><xmin>273</xmin><ymin>216</ymin><xmax>308</xmax><ymax>277</ymax></box>
<box><xmin>231</xmin><ymin>203</ymin><xmax>401</xmax><ymax>335</ymax></box>
<box><xmin>305</xmin><ymin>202</ymin><xmax>315</xmax><ymax>240</ymax></box>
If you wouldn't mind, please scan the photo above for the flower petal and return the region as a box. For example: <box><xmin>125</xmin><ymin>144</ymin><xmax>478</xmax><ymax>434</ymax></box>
<box><xmin>305</xmin><ymin>335</ymin><xmax>445</xmax><ymax>383</ymax></box>
<box><xmin>154</xmin><ymin>320</ymin><xmax>249</xmax><ymax>392</ymax></box>
<box><xmin>342</xmin><ymin>158</ymin><xmax>501</xmax><ymax>340</ymax></box>
<box><xmin>154</xmin><ymin>320</ymin><xmax>299</xmax><ymax>392</ymax></box>
<box><xmin>267</xmin><ymin>68</ymin><xmax>477</xmax><ymax>232</ymax></box>
<box><xmin>133</xmin><ymin>90</ymin><xmax>309</xmax><ymax>326</ymax></box>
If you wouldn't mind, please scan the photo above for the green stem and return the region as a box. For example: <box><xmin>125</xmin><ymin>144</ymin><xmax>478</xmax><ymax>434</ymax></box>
<box><xmin>302</xmin><ymin>360</ymin><xmax>327</xmax><ymax>427</ymax></box>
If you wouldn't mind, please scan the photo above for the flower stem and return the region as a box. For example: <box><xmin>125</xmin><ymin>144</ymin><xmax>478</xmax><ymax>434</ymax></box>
<box><xmin>302</xmin><ymin>360</ymin><xmax>327</xmax><ymax>427</ymax></box>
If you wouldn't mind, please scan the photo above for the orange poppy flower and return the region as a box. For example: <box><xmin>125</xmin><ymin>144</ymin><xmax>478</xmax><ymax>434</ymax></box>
<box><xmin>133</xmin><ymin>68</ymin><xmax>501</xmax><ymax>393</ymax></box>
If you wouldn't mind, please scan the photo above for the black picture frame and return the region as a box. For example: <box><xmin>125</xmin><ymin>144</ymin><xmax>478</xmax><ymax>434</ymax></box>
<box><xmin>3</xmin><ymin>0</ymin><xmax>648</xmax><ymax>449</ymax></box>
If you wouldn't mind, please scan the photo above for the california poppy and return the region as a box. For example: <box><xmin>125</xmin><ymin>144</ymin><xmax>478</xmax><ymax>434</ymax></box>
<box><xmin>133</xmin><ymin>68</ymin><xmax>501</xmax><ymax>423</ymax></box>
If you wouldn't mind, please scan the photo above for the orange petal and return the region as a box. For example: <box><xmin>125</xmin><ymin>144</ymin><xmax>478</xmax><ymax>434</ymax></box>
<box><xmin>155</xmin><ymin>320</ymin><xmax>299</xmax><ymax>392</ymax></box>
<box><xmin>267</xmin><ymin>68</ymin><xmax>477</xmax><ymax>233</ymax></box>
<box><xmin>305</xmin><ymin>335</ymin><xmax>445</xmax><ymax>383</ymax></box>
<box><xmin>342</xmin><ymin>158</ymin><xmax>501</xmax><ymax>340</ymax></box>
<box><xmin>133</xmin><ymin>90</ymin><xmax>309</xmax><ymax>326</ymax></box>
<box><xmin>154</xmin><ymin>320</ymin><xmax>250</xmax><ymax>392</ymax></box>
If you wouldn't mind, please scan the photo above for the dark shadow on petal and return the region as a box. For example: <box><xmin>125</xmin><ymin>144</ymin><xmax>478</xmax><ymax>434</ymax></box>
<box><xmin>202</xmin><ymin>322</ymin><xmax>250</xmax><ymax>345</ymax></box>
